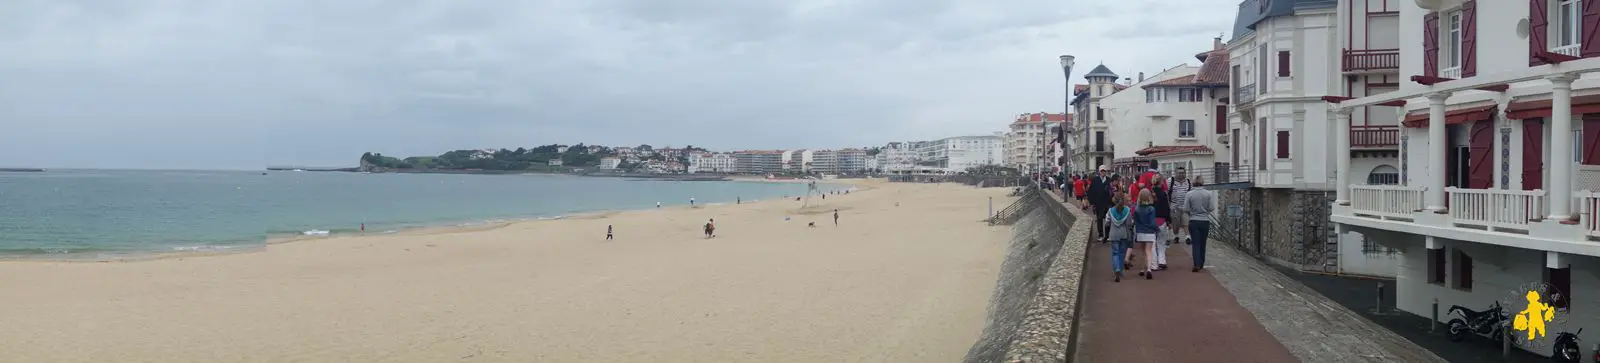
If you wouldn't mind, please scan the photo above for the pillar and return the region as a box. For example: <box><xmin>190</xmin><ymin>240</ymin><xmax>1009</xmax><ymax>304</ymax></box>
<box><xmin>1425</xmin><ymin>92</ymin><xmax>1451</xmax><ymax>212</ymax></box>
<box><xmin>1335</xmin><ymin>109</ymin><xmax>1353</xmax><ymax>205</ymax></box>
<box><xmin>1548</xmin><ymin>73</ymin><xmax>1578</xmax><ymax>220</ymax></box>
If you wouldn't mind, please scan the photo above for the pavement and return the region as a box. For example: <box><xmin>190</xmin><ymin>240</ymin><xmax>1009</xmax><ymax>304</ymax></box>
<box><xmin>1073</xmin><ymin>231</ymin><xmax>1446</xmax><ymax>363</ymax></box>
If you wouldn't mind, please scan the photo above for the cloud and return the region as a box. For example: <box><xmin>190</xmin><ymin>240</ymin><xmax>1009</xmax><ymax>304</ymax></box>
<box><xmin>0</xmin><ymin>0</ymin><xmax>1247</xmax><ymax>169</ymax></box>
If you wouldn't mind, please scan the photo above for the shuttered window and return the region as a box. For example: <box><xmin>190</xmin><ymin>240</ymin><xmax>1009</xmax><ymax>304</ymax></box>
<box><xmin>1277</xmin><ymin>51</ymin><xmax>1291</xmax><ymax>77</ymax></box>
<box><xmin>1275</xmin><ymin>130</ymin><xmax>1290</xmax><ymax>159</ymax></box>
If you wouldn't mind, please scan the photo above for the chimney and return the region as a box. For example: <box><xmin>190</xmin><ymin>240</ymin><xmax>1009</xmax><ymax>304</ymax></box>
<box><xmin>1138</xmin><ymin>72</ymin><xmax>1145</xmax><ymax>82</ymax></box>
<box><xmin>1214</xmin><ymin>37</ymin><xmax>1224</xmax><ymax>50</ymax></box>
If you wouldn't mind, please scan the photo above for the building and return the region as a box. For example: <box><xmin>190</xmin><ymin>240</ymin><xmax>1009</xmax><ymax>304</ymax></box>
<box><xmin>837</xmin><ymin>148</ymin><xmax>868</xmax><ymax>174</ymax></box>
<box><xmin>599</xmin><ymin>157</ymin><xmax>621</xmax><ymax>170</ymax></box>
<box><xmin>1004</xmin><ymin>112</ymin><xmax>1068</xmax><ymax>173</ymax></box>
<box><xmin>879</xmin><ymin>142</ymin><xmax>920</xmax><ymax>174</ymax></box>
<box><xmin>1326</xmin><ymin>0</ymin><xmax>1600</xmax><ymax>356</ymax></box>
<box><xmin>918</xmin><ymin>135</ymin><xmax>1004</xmax><ymax>173</ymax></box>
<box><xmin>1070</xmin><ymin>65</ymin><xmax>1130</xmax><ymax>172</ymax></box>
<box><xmin>1101</xmin><ymin>39</ymin><xmax>1237</xmax><ymax>179</ymax></box>
<box><xmin>688</xmin><ymin>153</ymin><xmax>737</xmax><ymax>174</ymax></box>
<box><xmin>781</xmin><ymin>149</ymin><xmax>807</xmax><ymax>172</ymax></box>
<box><xmin>734</xmin><ymin>151</ymin><xmax>783</xmax><ymax>175</ymax></box>
<box><xmin>811</xmin><ymin>149</ymin><xmax>839</xmax><ymax>174</ymax></box>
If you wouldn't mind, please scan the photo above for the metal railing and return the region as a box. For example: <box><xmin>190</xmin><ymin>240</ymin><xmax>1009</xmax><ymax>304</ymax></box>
<box><xmin>1446</xmin><ymin>187</ymin><xmax>1546</xmax><ymax>229</ymax></box>
<box><xmin>1235</xmin><ymin>85</ymin><xmax>1256</xmax><ymax>105</ymax></box>
<box><xmin>1342</xmin><ymin>49</ymin><xmax>1400</xmax><ymax>72</ymax></box>
<box><xmin>1187</xmin><ymin>163</ymin><xmax>1255</xmax><ymax>186</ymax></box>
<box><xmin>1350</xmin><ymin>125</ymin><xmax>1400</xmax><ymax>148</ymax></box>
<box><xmin>1351</xmin><ymin>185</ymin><xmax>1425</xmax><ymax>219</ymax></box>
<box><xmin>990</xmin><ymin>187</ymin><xmax>1040</xmax><ymax>225</ymax></box>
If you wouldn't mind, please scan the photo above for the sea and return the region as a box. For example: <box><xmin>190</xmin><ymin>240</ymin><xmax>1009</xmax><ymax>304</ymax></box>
<box><xmin>0</xmin><ymin>170</ymin><xmax>825</xmax><ymax>259</ymax></box>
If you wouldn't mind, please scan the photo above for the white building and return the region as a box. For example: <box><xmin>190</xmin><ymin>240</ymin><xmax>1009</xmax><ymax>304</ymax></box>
<box><xmin>1327</xmin><ymin>0</ymin><xmax>1600</xmax><ymax>356</ymax></box>
<box><xmin>837</xmin><ymin>148</ymin><xmax>868</xmax><ymax>174</ymax></box>
<box><xmin>734</xmin><ymin>151</ymin><xmax>783</xmax><ymax>175</ymax></box>
<box><xmin>919</xmin><ymin>135</ymin><xmax>1004</xmax><ymax>173</ymax></box>
<box><xmin>1100</xmin><ymin>39</ymin><xmax>1238</xmax><ymax>179</ymax></box>
<box><xmin>688</xmin><ymin>153</ymin><xmax>737</xmax><ymax>174</ymax></box>
<box><xmin>1070</xmin><ymin>65</ymin><xmax>1130</xmax><ymax>172</ymax></box>
<box><xmin>782</xmin><ymin>149</ymin><xmax>807</xmax><ymax>172</ymax></box>
<box><xmin>1004</xmin><ymin>112</ymin><xmax>1067</xmax><ymax>173</ymax></box>
<box><xmin>599</xmin><ymin>157</ymin><xmax>621</xmax><ymax>170</ymax></box>
<box><xmin>879</xmin><ymin>142</ymin><xmax>920</xmax><ymax>174</ymax></box>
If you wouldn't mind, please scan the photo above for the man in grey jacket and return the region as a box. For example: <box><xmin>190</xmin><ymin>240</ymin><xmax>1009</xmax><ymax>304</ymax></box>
<box><xmin>1185</xmin><ymin>177</ymin><xmax>1216</xmax><ymax>272</ymax></box>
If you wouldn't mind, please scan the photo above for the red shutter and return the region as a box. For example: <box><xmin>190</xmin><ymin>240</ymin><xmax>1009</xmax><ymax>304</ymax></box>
<box><xmin>1468</xmin><ymin>120</ymin><xmax>1493</xmax><ymax>188</ymax></box>
<box><xmin>1424</xmin><ymin>12</ymin><xmax>1440</xmax><ymax>77</ymax></box>
<box><xmin>1524</xmin><ymin>119</ymin><xmax>1546</xmax><ymax>190</ymax></box>
<box><xmin>1532</xmin><ymin>0</ymin><xmax>1551</xmax><ymax>66</ymax></box>
<box><xmin>1277</xmin><ymin>51</ymin><xmax>1291</xmax><ymax>77</ymax></box>
<box><xmin>1461</xmin><ymin>1</ymin><xmax>1478</xmax><ymax>77</ymax></box>
<box><xmin>1584</xmin><ymin>114</ymin><xmax>1600</xmax><ymax>165</ymax></box>
<box><xmin>1215</xmin><ymin>105</ymin><xmax>1228</xmax><ymax>134</ymax></box>
<box><xmin>1583</xmin><ymin>0</ymin><xmax>1600</xmax><ymax>57</ymax></box>
<box><xmin>1275</xmin><ymin>130</ymin><xmax>1290</xmax><ymax>158</ymax></box>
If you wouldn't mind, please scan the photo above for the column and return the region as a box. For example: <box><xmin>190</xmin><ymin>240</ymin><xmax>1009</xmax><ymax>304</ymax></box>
<box><xmin>1548</xmin><ymin>74</ymin><xmax>1578</xmax><ymax>220</ymax></box>
<box><xmin>1334</xmin><ymin>109</ymin><xmax>1353</xmax><ymax>205</ymax></box>
<box><xmin>1425</xmin><ymin>92</ymin><xmax>1451</xmax><ymax>212</ymax></box>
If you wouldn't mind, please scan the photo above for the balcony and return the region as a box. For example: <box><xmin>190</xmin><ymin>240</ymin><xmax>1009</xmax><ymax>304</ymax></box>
<box><xmin>1447</xmin><ymin>188</ymin><xmax>1547</xmax><ymax>230</ymax></box>
<box><xmin>1349</xmin><ymin>125</ymin><xmax>1399</xmax><ymax>149</ymax></box>
<box><xmin>1346</xmin><ymin>186</ymin><xmax>1580</xmax><ymax>236</ymax></box>
<box><xmin>1341</xmin><ymin>49</ymin><xmax>1399</xmax><ymax>72</ymax></box>
<box><xmin>1234</xmin><ymin>85</ymin><xmax>1256</xmax><ymax>105</ymax></box>
<box><xmin>1440</xmin><ymin>66</ymin><xmax>1462</xmax><ymax>79</ymax></box>
<box><xmin>1350</xmin><ymin>185</ymin><xmax>1425</xmax><ymax>220</ymax></box>
<box><xmin>1554</xmin><ymin>43</ymin><xmax>1581</xmax><ymax>57</ymax></box>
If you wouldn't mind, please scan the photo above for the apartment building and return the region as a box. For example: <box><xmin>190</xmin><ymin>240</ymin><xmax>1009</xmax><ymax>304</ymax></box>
<box><xmin>837</xmin><ymin>148</ymin><xmax>868</xmax><ymax>174</ymax></box>
<box><xmin>878</xmin><ymin>142</ymin><xmax>920</xmax><ymax>174</ymax></box>
<box><xmin>1327</xmin><ymin>0</ymin><xmax>1600</xmax><ymax>355</ymax></box>
<box><xmin>1070</xmin><ymin>65</ymin><xmax>1129</xmax><ymax>172</ymax></box>
<box><xmin>1004</xmin><ymin>112</ymin><xmax>1067</xmax><ymax>173</ymax></box>
<box><xmin>734</xmin><ymin>151</ymin><xmax>783</xmax><ymax>175</ymax></box>
<box><xmin>687</xmin><ymin>153</ymin><xmax>737</xmax><ymax>174</ymax></box>
<box><xmin>917</xmin><ymin>135</ymin><xmax>1004</xmax><ymax>173</ymax></box>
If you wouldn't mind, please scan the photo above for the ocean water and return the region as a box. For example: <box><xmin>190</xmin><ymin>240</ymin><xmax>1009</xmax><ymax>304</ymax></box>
<box><xmin>0</xmin><ymin>170</ymin><xmax>821</xmax><ymax>259</ymax></box>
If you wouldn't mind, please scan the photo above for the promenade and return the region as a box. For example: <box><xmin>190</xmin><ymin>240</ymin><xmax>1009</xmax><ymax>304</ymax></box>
<box><xmin>1054</xmin><ymin>190</ymin><xmax>1442</xmax><ymax>363</ymax></box>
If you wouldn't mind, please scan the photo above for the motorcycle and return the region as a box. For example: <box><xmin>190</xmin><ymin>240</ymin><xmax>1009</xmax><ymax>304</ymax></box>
<box><xmin>1553</xmin><ymin>328</ymin><xmax>1583</xmax><ymax>363</ymax></box>
<box><xmin>1447</xmin><ymin>301</ymin><xmax>1509</xmax><ymax>343</ymax></box>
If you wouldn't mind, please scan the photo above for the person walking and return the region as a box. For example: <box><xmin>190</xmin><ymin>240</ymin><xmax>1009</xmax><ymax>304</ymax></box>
<box><xmin>1134</xmin><ymin>188</ymin><xmax>1160</xmax><ymax>279</ymax></box>
<box><xmin>1169</xmin><ymin>167</ymin><xmax>1193</xmax><ymax>245</ymax></box>
<box><xmin>1186</xmin><ymin>177</ymin><xmax>1216</xmax><ymax>272</ymax></box>
<box><xmin>606</xmin><ymin>225</ymin><xmax>614</xmax><ymax>240</ymax></box>
<box><xmin>1086</xmin><ymin>165</ymin><xmax>1114</xmax><ymax>243</ymax></box>
<box><xmin>833</xmin><ymin>209</ymin><xmax>839</xmax><ymax>225</ymax></box>
<box><xmin>1073</xmin><ymin>175</ymin><xmax>1088</xmax><ymax>204</ymax></box>
<box><xmin>704</xmin><ymin>219</ymin><xmax>715</xmax><ymax>238</ymax></box>
<box><xmin>1104</xmin><ymin>193</ymin><xmax>1135</xmax><ymax>282</ymax></box>
<box><xmin>1151</xmin><ymin>175</ymin><xmax>1173</xmax><ymax>270</ymax></box>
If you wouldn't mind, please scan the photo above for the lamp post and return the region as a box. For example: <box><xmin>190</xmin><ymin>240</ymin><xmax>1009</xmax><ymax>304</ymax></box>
<box><xmin>1059</xmin><ymin>55</ymin><xmax>1075</xmax><ymax>176</ymax></box>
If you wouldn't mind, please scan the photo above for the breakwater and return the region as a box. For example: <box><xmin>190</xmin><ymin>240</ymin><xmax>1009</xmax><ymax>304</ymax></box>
<box><xmin>965</xmin><ymin>190</ymin><xmax>1092</xmax><ymax>363</ymax></box>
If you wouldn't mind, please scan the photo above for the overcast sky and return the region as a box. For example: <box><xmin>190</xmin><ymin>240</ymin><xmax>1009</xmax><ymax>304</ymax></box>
<box><xmin>0</xmin><ymin>0</ymin><xmax>1241</xmax><ymax>169</ymax></box>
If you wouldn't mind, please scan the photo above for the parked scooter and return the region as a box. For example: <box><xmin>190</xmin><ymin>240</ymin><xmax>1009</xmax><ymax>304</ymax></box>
<box><xmin>1553</xmin><ymin>328</ymin><xmax>1583</xmax><ymax>363</ymax></box>
<box><xmin>1447</xmin><ymin>301</ymin><xmax>1509</xmax><ymax>343</ymax></box>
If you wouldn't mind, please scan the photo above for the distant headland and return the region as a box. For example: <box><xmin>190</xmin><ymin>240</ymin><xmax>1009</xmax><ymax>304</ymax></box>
<box><xmin>0</xmin><ymin>168</ymin><xmax>45</xmax><ymax>172</ymax></box>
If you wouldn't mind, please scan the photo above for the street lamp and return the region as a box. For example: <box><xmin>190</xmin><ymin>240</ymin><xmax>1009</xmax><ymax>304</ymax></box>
<box><xmin>1059</xmin><ymin>55</ymin><xmax>1075</xmax><ymax>176</ymax></box>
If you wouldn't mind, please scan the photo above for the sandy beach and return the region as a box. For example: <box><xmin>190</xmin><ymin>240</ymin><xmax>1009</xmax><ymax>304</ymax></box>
<box><xmin>0</xmin><ymin>180</ymin><xmax>1015</xmax><ymax>362</ymax></box>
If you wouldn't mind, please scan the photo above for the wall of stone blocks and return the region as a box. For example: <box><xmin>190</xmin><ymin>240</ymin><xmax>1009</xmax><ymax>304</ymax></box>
<box><xmin>1207</xmin><ymin>188</ymin><xmax>1337</xmax><ymax>272</ymax></box>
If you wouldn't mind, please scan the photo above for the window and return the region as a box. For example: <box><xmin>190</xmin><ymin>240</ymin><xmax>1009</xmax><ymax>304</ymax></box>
<box><xmin>1179</xmin><ymin>120</ymin><xmax>1196</xmax><ymax>138</ymax></box>
<box><xmin>1275</xmin><ymin>130</ymin><xmax>1290</xmax><ymax>159</ymax></box>
<box><xmin>1179</xmin><ymin>88</ymin><xmax>1202</xmax><ymax>102</ymax></box>
<box><xmin>1096</xmin><ymin>107</ymin><xmax>1104</xmax><ymax>121</ymax></box>
<box><xmin>1277</xmin><ymin>51</ymin><xmax>1291</xmax><ymax>77</ymax></box>
<box><xmin>1428</xmin><ymin>248</ymin><xmax>1446</xmax><ymax>284</ymax></box>
<box><xmin>1257</xmin><ymin>44</ymin><xmax>1268</xmax><ymax>94</ymax></box>
<box><xmin>1095</xmin><ymin>131</ymin><xmax>1105</xmax><ymax>151</ymax></box>
<box><xmin>1146</xmin><ymin>89</ymin><xmax>1169</xmax><ymax>103</ymax></box>
<box><xmin>1231</xmin><ymin>65</ymin><xmax>1241</xmax><ymax>89</ymax></box>
<box><xmin>1546</xmin><ymin>266</ymin><xmax>1572</xmax><ymax>310</ymax></box>
<box><xmin>1453</xmin><ymin>248</ymin><xmax>1473</xmax><ymax>290</ymax></box>
<box><xmin>1445</xmin><ymin>10</ymin><xmax>1462</xmax><ymax>70</ymax></box>
<box><xmin>1557</xmin><ymin>0</ymin><xmax>1580</xmax><ymax>49</ymax></box>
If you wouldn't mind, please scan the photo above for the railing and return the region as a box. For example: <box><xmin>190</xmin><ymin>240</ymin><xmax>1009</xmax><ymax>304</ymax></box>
<box><xmin>1440</xmin><ymin>66</ymin><xmax>1462</xmax><ymax>79</ymax></box>
<box><xmin>990</xmin><ymin>187</ymin><xmax>1041</xmax><ymax>226</ymax></box>
<box><xmin>1235</xmin><ymin>85</ymin><xmax>1256</xmax><ymax>105</ymax></box>
<box><xmin>1350</xmin><ymin>125</ymin><xmax>1400</xmax><ymax>148</ymax></box>
<box><xmin>1351</xmin><ymin>185</ymin><xmax>1425</xmax><ymax>219</ymax></box>
<box><xmin>1581</xmin><ymin>191</ymin><xmax>1600</xmax><ymax>237</ymax></box>
<box><xmin>1189</xmin><ymin>163</ymin><xmax>1255</xmax><ymax>186</ymax></box>
<box><xmin>1554</xmin><ymin>43</ymin><xmax>1582</xmax><ymax>57</ymax></box>
<box><xmin>1342</xmin><ymin>49</ymin><xmax>1399</xmax><ymax>72</ymax></box>
<box><xmin>1446</xmin><ymin>187</ymin><xmax>1546</xmax><ymax>229</ymax></box>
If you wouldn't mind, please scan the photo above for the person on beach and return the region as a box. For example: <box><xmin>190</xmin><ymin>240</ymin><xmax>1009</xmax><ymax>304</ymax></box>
<box><xmin>833</xmin><ymin>209</ymin><xmax>839</xmax><ymax>225</ymax></box>
<box><xmin>1086</xmin><ymin>165</ymin><xmax>1113</xmax><ymax>243</ymax></box>
<box><xmin>1151</xmin><ymin>175</ymin><xmax>1173</xmax><ymax>271</ymax></box>
<box><xmin>1104</xmin><ymin>193</ymin><xmax>1135</xmax><ymax>282</ymax></box>
<box><xmin>690</xmin><ymin>197</ymin><xmax>696</xmax><ymax>207</ymax></box>
<box><xmin>1186</xmin><ymin>177</ymin><xmax>1215</xmax><ymax>272</ymax></box>
<box><xmin>704</xmin><ymin>219</ymin><xmax>715</xmax><ymax>238</ymax></box>
<box><xmin>1169</xmin><ymin>167</ymin><xmax>1193</xmax><ymax>245</ymax></box>
<box><xmin>657</xmin><ymin>202</ymin><xmax>662</xmax><ymax>208</ymax></box>
<box><xmin>606</xmin><ymin>225</ymin><xmax>614</xmax><ymax>240</ymax></box>
<box><xmin>1134</xmin><ymin>188</ymin><xmax>1159</xmax><ymax>279</ymax></box>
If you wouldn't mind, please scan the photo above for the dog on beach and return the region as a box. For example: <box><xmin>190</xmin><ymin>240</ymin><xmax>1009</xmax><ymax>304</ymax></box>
<box><xmin>807</xmin><ymin>222</ymin><xmax>816</xmax><ymax>228</ymax></box>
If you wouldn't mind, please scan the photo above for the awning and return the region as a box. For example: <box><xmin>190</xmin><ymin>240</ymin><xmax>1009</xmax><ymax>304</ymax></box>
<box><xmin>1401</xmin><ymin>104</ymin><xmax>1497</xmax><ymax>128</ymax></box>
<box><xmin>1505</xmin><ymin>94</ymin><xmax>1600</xmax><ymax>119</ymax></box>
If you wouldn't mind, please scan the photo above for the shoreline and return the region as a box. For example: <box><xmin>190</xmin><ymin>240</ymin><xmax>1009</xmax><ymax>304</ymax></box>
<box><xmin>2</xmin><ymin>178</ymin><xmax>873</xmax><ymax>263</ymax></box>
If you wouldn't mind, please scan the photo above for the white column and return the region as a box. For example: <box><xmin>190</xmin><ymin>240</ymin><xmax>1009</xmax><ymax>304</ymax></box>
<box><xmin>1548</xmin><ymin>74</ymin><xmax>1578</xmax><ymax>220</ymax></box>
<box><xmin>1425</xmin><ymin>92</ymin><xmax>1451</xmax><ymax>212</ymax></box>
<box><xmin>1335</xmin><ymin>109</ymin><xmax>1353</xmax><ymax>205</ymax></box>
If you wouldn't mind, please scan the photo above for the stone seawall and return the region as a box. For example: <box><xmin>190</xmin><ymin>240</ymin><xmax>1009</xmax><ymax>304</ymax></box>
<box><xmin>964</xmin><ymin>192</ymin><xmax>1092</xmax><ymax>363</ymax></box>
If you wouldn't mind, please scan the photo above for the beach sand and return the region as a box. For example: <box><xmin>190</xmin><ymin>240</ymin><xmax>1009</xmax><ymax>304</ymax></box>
<box><xmin>0</xmin><ymin>180</ymin><xmax>1015</xmax><ymax>362</ymax></box>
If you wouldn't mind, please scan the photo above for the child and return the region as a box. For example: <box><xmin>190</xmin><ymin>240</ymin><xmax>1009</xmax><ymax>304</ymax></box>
<box><xmin>606</xmin><ymin>225</ymin><xmax>614</xmax><ymax>240</ymax></box>
<box><xmin>1103</xmin><ymin>193</ymin><xmax>1135</xmax><ymax>282</ymax></box>
<box><xmin>1134</xmin><ymin>189</ymin><xmax>1160</xmax><ymax>280</ymax></box>
<box><xmin>703</xmin><ymin>219</ymin><xmax>715</xmax><ymax>238</ymax></box>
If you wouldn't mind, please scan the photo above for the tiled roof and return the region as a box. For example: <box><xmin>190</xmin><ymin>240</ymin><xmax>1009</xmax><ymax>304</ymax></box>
<box><xmin>1013</xmin><ymin>112</ymin><xmax>1068</xmax><ymax>124</ymax></box>
<box><xmin>1145</xmin><ymin>75</ymin><xmax>1198</xmax><ymax>87</ymax></box>
<box><xmin>1084</xmin><ymin>64</ymin><xmax>1119</xmax><ymax>79</ymax></box>
<box><xmin>1133</xmin><ymin>145</ymin><xmax>1215</xmax><ymax>158</ymax></box>
<box><xmin>1194</xmin><ymin>50</ymin><xmax>1230</xmax><ymax>85</ymax></box>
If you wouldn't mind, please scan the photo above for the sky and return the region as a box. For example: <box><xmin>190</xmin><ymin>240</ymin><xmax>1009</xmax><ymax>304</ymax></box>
<box><xmin>0</xmin><ymin>0</ymin><xmax>1243</xmax><ymax>170</ymax></box>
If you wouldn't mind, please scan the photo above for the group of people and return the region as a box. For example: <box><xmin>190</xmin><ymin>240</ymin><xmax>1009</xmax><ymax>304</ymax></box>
<box><xmin>1072</xmin><ymin>161</ymin><xmax>1216</xmax><ymax>282</ymax></box>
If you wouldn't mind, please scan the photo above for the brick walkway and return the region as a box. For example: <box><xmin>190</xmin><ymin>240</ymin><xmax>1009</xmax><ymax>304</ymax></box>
<box><xmin>1074</xmin><ymin>240</ymin><xmax>1298</xmax><ymax>363</ymax></box>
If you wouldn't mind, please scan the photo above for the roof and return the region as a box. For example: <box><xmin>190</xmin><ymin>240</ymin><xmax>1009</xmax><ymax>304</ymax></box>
<box><xmin>1083</xmin><ymin>64</ymin><xmax>1119</xmax><ymax>79</ymax></box>
<box><xmin>1013</xmin><ymin>112</ymin><xmax>1069</xmax><ymax>124</ymax></box>
<box><xmin>1133</xmin><ymin>145</ymin><xmax>1215</xmax><ymax>158</ymax></box>
<box><xmin>1231</xmin><ymin>0</ymin><xmax>1336</xmax><ymax>42</ymax></box>
<box><xmin>1193</xmin><ymin>49</ymin><xmax>1230</xmax><ymax>85</ymax></box>
<box><xmin>1145</xmin><ymin>75</ymin><xmax>1198</xmax><ymax>87</ymax></box>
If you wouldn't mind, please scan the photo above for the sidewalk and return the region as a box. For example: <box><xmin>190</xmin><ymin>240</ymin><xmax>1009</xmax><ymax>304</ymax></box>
<box><xmin>1073</xmin><ymin>231</ymin><xmax>1447</xmax><ymax>362</ymax></box>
